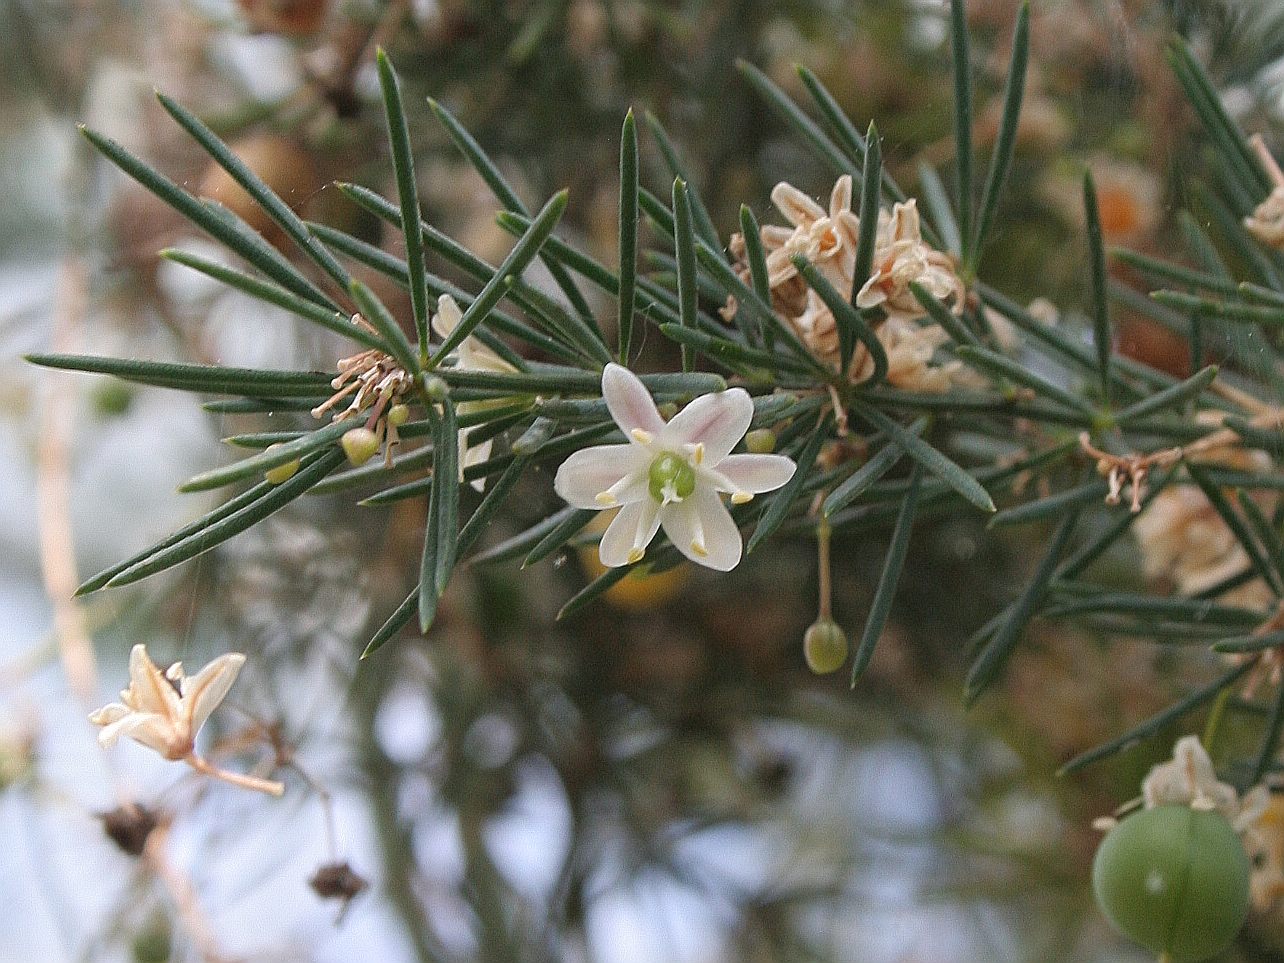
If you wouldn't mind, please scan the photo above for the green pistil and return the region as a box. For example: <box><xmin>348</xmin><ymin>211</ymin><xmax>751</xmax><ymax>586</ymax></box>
<box><xmin>648</xmin><ymin>452</ymin><xmax>696</xmax><ymax>503</ymax></box>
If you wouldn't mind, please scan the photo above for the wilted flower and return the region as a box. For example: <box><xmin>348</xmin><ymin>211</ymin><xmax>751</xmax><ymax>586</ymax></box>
<box><xmin>855</xmin><ymin>200</ymin><xmax>965</xmax><ymax>324</ymax></box>
<box><xmin>433</xmin><ymin>293</ymin><xmax>517</xmax><ymax>491</ymax></box>
<box><xmin>99</xmin><ymin>803</ymin><xmax>165</xmax><ymax>857</ymax></box>
<box><xmin>554</xmin><ymin>364</ymin><xmax>796</xmax><ymax>571</ymax></box>
<box><xmin>1246</xmin><ymin>135</ymin><xmax>1284</xmax><ymax>250</ymax></box>
<box><xmin>763</xmin><ymin>176</ymin><xmax>860</xmax><ymax>294</ymax></box>
<box><xmin>1142</xmin><ymin>736</ymin><xmax>1268</xmax><ymax>832</ymax></box>
<box><xmin>90</xmin><ymin>644</ymin><xmax>284</xmax><ymax>796</ymax></box>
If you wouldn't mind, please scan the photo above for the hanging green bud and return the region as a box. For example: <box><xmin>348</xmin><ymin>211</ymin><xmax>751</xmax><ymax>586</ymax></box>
<box><xmin>263</xmin><ymin>444</ymin><xmax>301</xmax><ymax>485</ymax></box>
<box><xmin>341</xmin><ymin>427</ymin><xmax>381</xmax><ymax>467</ymax></box>
<box><xmin>744</xmin><ymin>428</ymin><xmax>777</xmax><ymax>454</ymax></box>
<box><xmin>387</xmin><ymin>403</ymin><xmax>410</xmax><ymax>427</ymax></box>
<box><xmin>803</xmin><ymin>619</ymin><xmax>848</xmax><ymax>674</ymax></box>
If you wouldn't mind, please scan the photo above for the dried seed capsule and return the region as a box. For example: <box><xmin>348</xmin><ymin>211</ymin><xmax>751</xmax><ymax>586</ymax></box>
<box><xmin>1092</xmin><ymin>805</ymin><xmax>1250</xmax><ymax>962</ymax></box>
<box><xmin>263</xmin><ymin>444</ymin><xmax>301</xmax><ymax>484</ymax></box>
<box><xmin>803</xmin><ymin>620</ymin><xmax>848</xmax><ymax>674</ymax></box>
<box><xmin>341</xmin><ymin>427</ymin><xmax>381</xmax><ymax>467</ymax></box>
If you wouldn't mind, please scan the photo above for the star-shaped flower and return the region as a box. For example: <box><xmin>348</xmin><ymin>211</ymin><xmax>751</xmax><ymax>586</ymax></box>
<box><xmin>554</xmin><ymin>365</ymin><xmax>796</xmax><ymax>571</ymax></box>
<box><xmin>433</xmin><ymin>294</ymin><xmax>518</xmax><ymax>491</ymax></box>
<box><xmin>90</xmin><ymin>644</ymin><xmax>283</xmax><ymax>795</ymax></box>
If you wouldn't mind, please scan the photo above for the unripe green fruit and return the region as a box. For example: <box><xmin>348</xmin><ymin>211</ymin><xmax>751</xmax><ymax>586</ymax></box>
<box><xmin>341</xmin><ymin>427</ymin><xmax>381</xmax><ymax>467</ymax></box>
<box><xmin>803</xmin><ymin>620</ymin><xmax>848</xmax><ymax>674</ymax></box>
<box><xmin>1092</xmin><ymin>805</ymin><xmax>1250</xmax><ymax>962</ymax></box>
<box><xmin>744</xmin><ymin>428</ymin><xmax>777</xmax><ymax>454</ymax></box>
<box><xmin>387</xmin><ymin>403</ymin><xmax>410</xmax><ymax>427</ymax></box>
<box><xmin>263</xmin><ymin>444</ymin><xmax>301</xmax><ymax>484</ymax></box>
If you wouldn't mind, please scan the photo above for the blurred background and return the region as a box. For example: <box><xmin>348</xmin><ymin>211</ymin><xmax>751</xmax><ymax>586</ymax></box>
<box><xmin>6</xmin><ymin>0</ymin><xmax>1284</xmax><ymax>959</ymax></box>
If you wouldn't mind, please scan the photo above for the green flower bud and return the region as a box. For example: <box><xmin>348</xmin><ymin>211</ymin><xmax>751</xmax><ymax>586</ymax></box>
<box><xmin>341</xmin><ymin>427</ymin><xmax>381</xmax><ymax>467</ymax></box>
<box><xmin>263</xmin><ymin>444</ymin><xmax>301</xmax><ymax>484</ymax></box>
<box><xmin>803</xmin><ymin>619</ymin><xmax>848</xmax><ymax>674</ymax></box>
<box><xmin>387</xmin><ymin>403</ymin><xmax>410</xmax><ymax>427</ymax></box>
<box><xmin>744</xmin><ymin>428</ymin><xmax>777</xmax><ymax>454</ymax></box>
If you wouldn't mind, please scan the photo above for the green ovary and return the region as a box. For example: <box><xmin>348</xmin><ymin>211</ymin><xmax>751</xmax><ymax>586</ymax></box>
<box><xmin>648</xmin><ymin>453</ymin><xmax>696</xmax><ymax>503</ymax></box>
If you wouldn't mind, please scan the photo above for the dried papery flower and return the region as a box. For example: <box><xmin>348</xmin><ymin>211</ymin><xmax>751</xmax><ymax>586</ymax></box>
<box><xmin>763</xmin><ymin>176</ymin><xmax>860</xmax><ymax>294</ymax></box>
<box><xmin>90</xmin><ymin>645</ymin><xmax>284</xmax><ymax>796</ymax></box>
<box><xmin>855</xmin><ymin>200</ymin><xmax>966</xmax><ymax>324</ymax></box>
<box><xmin>312</xmin><ymin>315</ymin><xmax>416</xmax><ymax>468</ymax></box>
<box><xmin>1246</xmin><ymin>135</ymin><xmax>1284</xmax><ymax>250</ymax></box>
<box><xmin>1250</xmin><ymin>796</ymin><xmax>1284</xmax><ymax>910</ymax></box>
<box><xmin>99</xmin><ymin>803</ymin><xmax>164</xmax><ymax>857</ymax></box>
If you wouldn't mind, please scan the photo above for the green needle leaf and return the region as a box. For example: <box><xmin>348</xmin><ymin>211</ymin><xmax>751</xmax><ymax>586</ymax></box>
<box><xmin>429</xmin><ymin>190</ymin><xmax>569</xmax><ymax>367</ymax></box>
<box><xmin>747</xmin><ymin>414</ymin><xmax>828</xmax><ymax>554</ymax></box>
<box><xmin>1083</xmin><ymin>171</ymin><xmax>1113</xmax><ymax>403</ymax></box>
<box><xmin>105</xmin><ymin>448</ymin><xmax>345</xmax><ymax>589</ymax></box>
<box><xmin>179</xmin><ymin>419</ymin><xmax>351</xmax><ymax>492</ymax></box>
<box><xmin>348</xmin><ymin>279</ymin><xmax>422</xmax><ymax>376</ymax></box>
<box><xmin>376</xmin><ymin>50</ymin><xmax>431</xmax><ymax>357</ymax></box>
<box><xmin>850</xmin><ymin>402</ymin><xmax>995</xmax><ymax>512</ymax></box>
<box><xmin>852</xmin><ymin>465</ymin><xmax>923</xmax><ymax>685</ymax></box>
<box><xmin>159</xmin><ymin>249</ymin><xmax>392</xmax><ymax>354</ymax></box>
<box><xmin>618</xmin><ymin>110</ymin><xmax>639</xmax><ymax>363</ymax></box>
<box><xmin>79</xmin><ymin>125</ymin><xmax>336</xmax><ymax>311</ymax></box>
<box><xmin>26</xmin><ymin>353</ymin><xmax>331</xmax><ymax>397</ymax></box>
<box><xmin>971</xmin><ymin>1</ymin><xmax>1028</xmax><ymax>266</ymax></box>
<box><xmin>950</xmin><ymin>0</ymin><xmax>974</xmax><ymax>262</ymax></box>
<box><xmin>672</xmin><ymin>177</ymin><xmax>699</xmax><ymax>373</ymax></box>
<box><xmin>964</xmin><ymin>509</ymin><xmax>1079</xmax><ymax>704</ymax></box>
<box><xmin>155</xmin><ymin>90</ymin><xmax>352</xmax><ymax>295</ymax></box>
<box><xmin>792</xmin><ymin>254</ymin><xmax>886</xmax><ymax>384</ymax></box>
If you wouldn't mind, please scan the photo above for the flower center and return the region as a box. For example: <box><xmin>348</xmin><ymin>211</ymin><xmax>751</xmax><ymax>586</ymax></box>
<box><xmin>648</xmin><ymin>453</ymin><xmax>696</xmax><ymax>504</ymax></box>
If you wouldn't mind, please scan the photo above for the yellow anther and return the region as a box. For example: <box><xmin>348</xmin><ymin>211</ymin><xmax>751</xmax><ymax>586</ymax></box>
<box><xmin>626</xmin><ymin>548</ymin><xmax>645</xmax><ymax>564</ymax></box>
<box><xmin>631</xmin><ymin>428</ymin><xmax>653</xmax><ymax>445</ymax></box>
<box><xmin>731</xmin><ymin>492</ymin><xmax>753</xmax><ymax>505</ymax></box>
<box><xmin>595</xmin><ymin>492</ymin><xmax>618</xmax><ymax>507</ymax></box>
<box><xmin>690</xmin><ymin>540</ymin><xmax>708</xmax><ymax>558</ymax></box>
<box><xmin>692</xmin><ymin>443</ymin><xmax>704</xmax><ymax>465</ymax></box>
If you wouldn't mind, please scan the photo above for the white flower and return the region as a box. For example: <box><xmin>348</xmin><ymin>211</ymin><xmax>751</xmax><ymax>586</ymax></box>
<box><xmin>91</xmin><ymin>644</ymin><xmax>245</xmax><ymax>761</ymax></box>
<box><xmin>433</xmin><ymin>294</ymin><xmax>517</xmax><ymax>491</ymax></box>
<box><xmin>855</xmin><ymin>200</ymin><xmax>965</xmax><ymax>324</ymax></box>
<box><xmin>90</xmin><ymin>644</ymin><xmax>284</xmax><ymax>796</ymax></box>
<box><xmin>554</xmin><ymin>364</ymin><xmax>796</xmax><ymax>571</ymax></box>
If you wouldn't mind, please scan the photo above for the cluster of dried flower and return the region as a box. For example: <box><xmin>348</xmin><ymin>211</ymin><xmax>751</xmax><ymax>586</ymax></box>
<box><xmin>726</xmin><ymin>175</ymin><xmax>972</xmax><ymax>392</ymax></box>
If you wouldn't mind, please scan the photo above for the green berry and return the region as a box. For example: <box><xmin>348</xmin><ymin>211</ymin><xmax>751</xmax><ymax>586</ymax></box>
<box><xmin>387</xmin><ymin>403</ymin><xmax>410</xmax><ymax>427</ymax></box>
<box><xmin>744</xmin><ymin>428</ymin><xmax>776</xmax><ymax>454</ymax></box>
<box><xmin>1092</xmin><ymin>805</ymin><xmax>1250</xmax><ymax>962</ymax></box>
<box><xmin>341</xmin><ymin>427</ymin><xmax>381</xmax><ymax>467</ymax></box>
<box><xmin>263</xmin><ymin>444</ymin><xmax>301</xmax><ymax>484</ymax></box>
<box><xmin>803</xmin><ymin>620</ymin><xmax>848</xmax><ymax>674</ymax></box>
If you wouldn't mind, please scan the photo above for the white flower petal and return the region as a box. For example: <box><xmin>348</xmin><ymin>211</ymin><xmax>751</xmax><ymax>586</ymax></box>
<box><xmin>599</xmin><ymin>500</ymin><xmax>662</xmax><ymax>567</ymax></box>
<box><xmin>182</xmin><ymin>652</ymin><xmax>246</xmax><ymax>735</ymax></box>
<box><xmin>661</xmin><ymin>488</ymin><xmax>742</xmax><ymax>571</ymax></box>
<box><xmin>771</xmin><ymin>182</ymin><xmax>825</xmax><ymax>228</ymax></box>
<box><xmin>432</xmin><ymin>294</ymin><xmax>463</xmax><ymax>339</ymax></box>
<box><xmin>89</xmin><ymin>703</ymin><xmax>131</xmax><ymax>728</ymax></box>
<box><xmin>602</xmin><ymin>363</ymin><xmax>666</xmax><ymax>441</ymax></box>
<box><xmin>554</xmin><ymin>445</ymin><xmax>648</xmax><ymax>508</ymax></box>
<box><xmin>127</xmin><ymin>644</ymin><xmax>182</xmax><ymax>717</ymax></box>
<box><xmin>662</xmin><ymin>388</ymin><xmax>753</xmax><ymax>463</ymax></box>
<box><xmin>829</xmin><ymin>175</ymin><xmax>853</xmax><ymax>217</ymax></box>
<box><xmin>705</xmin><ymin>453</ymin><xmax>797</xmax><ymax>494</ymax></box>
<box><xmin>96</xmin><ymin>711</ymin><xmax>171</xmax><ymax>753</ymax></box>
<box><xmin>461</xmin><ymin>436</ymin><xmax>493</xmax><ymax>492</ymax></box>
